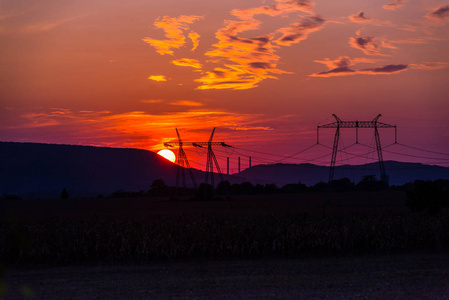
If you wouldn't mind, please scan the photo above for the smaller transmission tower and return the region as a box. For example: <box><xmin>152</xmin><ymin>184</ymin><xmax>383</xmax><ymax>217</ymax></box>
<box><xmin>317</xmin><ymin>114</ymin><xmax>397</xmax><ymax>183</ymax></box>
<box><xmin>164</xmin><ymin>128</ymin><xmax>197</xmax><ymax>195</ymax></box>
<box><xmin>204</xmin><ymin>128</ymin><xmax>225</xmax><ymax>188</ymax></box>
<box><xmin>164</xmin><ymin>128</ymin><xmax>231</xmax><ymax>194</ymax></box>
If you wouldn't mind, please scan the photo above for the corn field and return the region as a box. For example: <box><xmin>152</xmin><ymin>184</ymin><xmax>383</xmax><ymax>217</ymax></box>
<box><xmin>2</xmin><ymin>213</ymin><xmax>449</xmax><ymax>265</ymax></box>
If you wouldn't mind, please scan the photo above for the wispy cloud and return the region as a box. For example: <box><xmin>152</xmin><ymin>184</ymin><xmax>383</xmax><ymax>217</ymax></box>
<box><xmin>230</xmin><ymin>0</ymin><xmax>314</xmax><ymax>20</ymax></box>
<box><xmin>171</xmin><ymin>58</ymin><xmax>203</xmax><ymax>69</ymax></box>
<box><xmin>145</xmin><ymin>1</ymin><xmax>325</xmax><ymax>90</ymax></box>
<box><xmin>188</xmin><ymin>32</ymin><xmax>200</xmax><ymax>51</ymax></box>
<box><xmin>21</xmin><ymin>15</ymin><xmax>82</xmax><ymax>33</ymax></box>
<box><xmin>169</xmin><ymin>100</ymin><xmax>203</xmax><ymax>107</ymax></box>
<box><xmin>195</xmin><ymin>1</ymin><xmax>324</xmax><ymax>90</ymax></box>
<box><xmin>314</xmin><ymin>56</ymin><xmax>377</xmax><ymax>69</ymax></box>
<box><xmin>311</xmin><ymin>55</ymin><xmax>449</xmax><ymax>77</ymax></box>
<box><xmin>310</xmin><ymin>56</ymin><xmax>408</xmax><ymax>77</ymax></box>
<box><xmin>142</xmin><ymin>15</ymin><xmax>203</xmax><ymax>55</ymax></box>
<box><xmin>383</xmin><ymin>0</ymin><xmax>407</xmax><ymax>10</ymax></box>
<box><xmin>381</xmin><ymin>37</ymin><xmax>429</xmax><ymax>50</ymax></box>
<box><xmin>15</xmin><ymin>108</ymin><xmax>273</xmax><ymax>151</ymax></box>
<box><xmin>349</xmin><ymin>36</ymin><xmax>388</xmax><ymax>56</ymax></box>
<box><xmin>148</xmin><ymin>75</ymin><xmax>168</xmax><ymax>82</ymax></box>
<box><xmin>426</xmin><ymin>5</ymin><xmax>449</xmax><ymax>24</ymax></box>
<box><xmin>349</xmin><ymin>11</ymin><xmax>371</xmax><ymax>23</ymax></box>
<box><xmin>274</xmin><ymin>16</ymin><xmax>325</xmax><ymax>46</ymax></box>
<box><xmin>0</xmin><ymin>11</ymin><xmax>26</xmax><ymax>21</ymax></box>
<box><xmin>361</xmin><ymin>64</ymin><xmax>408</xmax><ymax>74</ymax></box>
<box><xmin>140</xmin><ymin>99</ymin><xmax>164</xmax><ymax>104</ymax></box>
<box><xmin>410</xmin><ymin>62</ymin><xmax>449</xmax><ymax>70</ymax></box>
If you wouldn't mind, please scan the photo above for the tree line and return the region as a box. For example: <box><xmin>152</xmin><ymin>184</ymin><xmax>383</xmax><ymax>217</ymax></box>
<box><xmin>105</xmin><ymin>177</ymin><xmax>449</xmax><ymax>215</ymax></box>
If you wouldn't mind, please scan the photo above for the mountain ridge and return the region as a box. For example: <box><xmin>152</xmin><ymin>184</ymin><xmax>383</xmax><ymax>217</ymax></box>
<box><xmin>1</xmin><ymin>141</ymin><xmax>448</xmax><ymax>198</ymax></box>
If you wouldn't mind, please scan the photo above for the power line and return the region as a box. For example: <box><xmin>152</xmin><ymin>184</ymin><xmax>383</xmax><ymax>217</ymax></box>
<box><xmin>382</xmin><ymin>149</ymin><xmax>449</xmax><ymax>161</ymax></box>
<box><xmin>274</xmin><ymin>143</ymin><xmax>320</xmax><ymax>163</ymax></box>
<box><xmin>393</xmin><ymin>143</ymin><xmax>449</xmax><ymax>157</ymax></box>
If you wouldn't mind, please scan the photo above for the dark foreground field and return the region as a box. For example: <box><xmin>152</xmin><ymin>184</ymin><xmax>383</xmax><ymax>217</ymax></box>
<box><xmin>2</xmin><ymin>192</ymin><xmax>449</xmax><ymax>299</ymax></box>
<box><xmin>3</xmin><ymin>254</ymin><xmax>449</xmax><ymax>299</ymax></box>
<box><xmin>1</xmin><ymin>191</ymin><xmax>408</xmax><ymax>220</ymax></box>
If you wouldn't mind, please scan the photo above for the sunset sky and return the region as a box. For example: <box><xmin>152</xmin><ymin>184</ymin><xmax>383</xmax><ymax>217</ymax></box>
<box><xmin>1</xmin><ymin>0</ymin><xmax>449</xmax><ymax>172</ymax></box>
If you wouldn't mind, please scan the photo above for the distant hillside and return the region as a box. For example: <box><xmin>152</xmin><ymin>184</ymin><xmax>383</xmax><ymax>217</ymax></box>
<box><xmin>2</xmin><ymin>142</ymin><xmax>449</xmax><ymax>198</ymax></box>
<box><xmin>236</xmin><ymin>161</ymin><xmax>449</xmax><ymax>187</ymax></box>
<box><xmin>0</xmin><ymin>142</ymin><xmax>183</xmax><ymax>198</ymax></box>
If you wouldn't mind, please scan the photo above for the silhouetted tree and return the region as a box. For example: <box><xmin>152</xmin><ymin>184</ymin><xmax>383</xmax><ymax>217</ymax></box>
<box><xmin>197</xmin><ymin>183</ymin><xmax>213</xmax><ymax>201</ymax></box>
<box><xmin>311</xmin><ymin>181</ymin><xmax>328</xmax><ymax>192</ymax></box>
<box><xmin>254</xmin><ymin>184</ymin><xmax>265</xmax><ymax>194</ymax></box>
<box><xmin>356</xmin><ymin>175</ymin><xmax>383</xmax><ymax>191</ymax></box>
<box><xmin>150</xmin><ymin>179</ymin><xmax>168</xmax><ymax>196</ymax></box>
<box><xmin>281</xmin><ymin>181</ymin><xmax>307</xmax><ymax>193</ymax></box>
<box><xmin>406</xmin><ymin>180</ymin><xmax>449</xmax><ymax>215</ymax></box>
<box><xmin>240</xmin><ymin>182</ymin><xmax>254</xmax><ymax>194</ymax></box>
<box><xmin>329</xmin><ymin>177</ymin><xmax>354</xmax><ymax>192</ymax></box>
<box><xmin>216</xmin><ymin>180</ymin><xmax>231</xmax><ymax>195</ymax></box>
<box><xmin>264</xmin><ymin>183</ymin><xmax>278</xmax><ymax>194</ymax></box>
<box><xmin>60</xmin><ymin>188</ymin><xmax>69</xmax><ymax>199</ymax></box>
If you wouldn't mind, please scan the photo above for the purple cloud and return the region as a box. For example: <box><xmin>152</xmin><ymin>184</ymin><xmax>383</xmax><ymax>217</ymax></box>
<box><xmin>383</xmin><ymin>0</ymin><xmax>407</xmax><ymax>10</ymax></box>
<box><xmin>310</xmin><ymin>57</ymin><xmax>408</xmax><ymax>77</ymax></box>
<box><xmin>427</xmin><ymin>5</ymin><xmax>449</xmax><ymax>22</ymax></box>
<box><xmin>349</xmin><ymin>11</ymin><xmax>371</xmax><ymax>23</ymax></box>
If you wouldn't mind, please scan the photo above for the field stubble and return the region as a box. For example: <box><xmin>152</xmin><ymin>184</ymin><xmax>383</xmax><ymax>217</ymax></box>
<box><xmin>2</xmin><ymin>191</ymin><xmax>449</xmax><ymax>298</ymax></box>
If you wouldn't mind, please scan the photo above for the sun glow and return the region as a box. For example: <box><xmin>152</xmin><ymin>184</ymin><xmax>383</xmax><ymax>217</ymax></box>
<box><xmin>157</xmin><ymin>149</ymin><xmax>176</xmax><ymax>163</ymax></box>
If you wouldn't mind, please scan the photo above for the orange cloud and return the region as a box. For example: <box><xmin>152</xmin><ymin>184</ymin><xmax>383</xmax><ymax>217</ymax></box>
<box><xmin>142</xmin><ymin>15</ymin><xmax>203</xmax><ymax>55</ymax></box>
<box><xmin>274</xmin><ymin>16</ymin><xmax>325</xmax><ymax>46</ymax></box>
<box><xmin>349</xmin><ymin>36</ymin><xmax>388</xmax><ymax>56</ymax></box>
<box><xmin>148</xmin><ymin>75</ymin><xmax>167</xmax><ymax>82</ymax></box>
<box><xmin>196</xmin><ymin>65</ymin><xmax>279</xmax><ymax>90</ymax></box>
<box><xmin>426</xmin><ymin>5</ymin><xmax>449</xmax><ymax>24</ymax></box>
<box><xmin>380</xmin><ymin>38</ymin><xmax>429</xmax><ymax>50</ymax></box>
<box><xmin>169</xmin><ymin>100</ymin><xmax>203</xmax><ymax>106</ymax></box>
<box><xmin>194</xmin><ymin>1</ymin><xmax>323</xmax><ymax>90</ymax></box>
<box><xmin>310</xmin><ymin>56</ymin><xmax>408</xmax><ymax>77</ymax></box>
<box><xmin>383</xmin><ymin>0</ymin><xmax>407</xmax><ymax>10</ymax></box>
<box><xmin>313</xmin><ymin>56</ymin><xmax>376</xmax><ymax>69</ymax></box>
<box><xmin>231</xmin><ymin>0</ymin><xmax>313</xmax><ymax>20</ymax></box>
<box><xmin>410</xmin><ymin>62</ymin><xmax>449</xmax><ymax>70</ymax></box>
<box><xmin>144</xmin><ymin>1</ymin><xmax>324</xmax><ymax>90</ymax></box>
<box><xmin>196</xmin><ymin>30</ymin><xmax>281</xmax><ymax>89</ymax></box>
<box><xmin>20</xmin><ymin>15</ymin><xmax>82</xmax><ymax>33</ymax></box>
<box><xmin>349</xmin><ymin>11</ymin><xmax>371</xmax><ymax>23</ymax></box>
<box><xmin>16</xmin><ymin>108</ymin><xmax>273</xmax><ymax>152</ymax></box>
<box><xmin>140</xmin><ymin>99</ymin><xmax>164</xmax><ymax>104</ymax></box>
<box><xmin>171</xmin><ymin>58</ymin><xmax>203</xmax><ymax>69</ymax></box>
<box><xmin>188</xmin><ymin>32</ymin><xmax>200</xmax><ymax>51</ymax></box>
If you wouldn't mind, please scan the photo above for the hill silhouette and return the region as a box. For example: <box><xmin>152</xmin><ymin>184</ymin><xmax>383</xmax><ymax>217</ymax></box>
<box><xmin>0</xmin><ymin>142</ymin><xmax>182</xmax><ymax>198</ymax></box>
<box><xmin>1</xmin><ymin>142</ymin><xmax>448</xmax><ymax>198</ymax></box>
<box><xmin>236</xmin><ymin>161</ymin><xmax>449</xmax><ymax>187</ymax></box>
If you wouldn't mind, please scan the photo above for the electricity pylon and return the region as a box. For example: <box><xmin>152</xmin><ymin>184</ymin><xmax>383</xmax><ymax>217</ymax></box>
<box><xmin>317</xmin><ymin>114</ymin><xmax>397</xmax><ymax>183</ymax></box>
<box><xmin>163</xmin><ymin>128</ymin><xmax>197</xmax><ymax>197</ymax></box>
<box><xmin>204</xmin><ymin>128</ymin><xmax>226</xmax><ymax>188</ymax></box>
<box><xmin>164</xmin><ymin>128</ymin><xmax>231</xmax><ymax>192</ymax></box>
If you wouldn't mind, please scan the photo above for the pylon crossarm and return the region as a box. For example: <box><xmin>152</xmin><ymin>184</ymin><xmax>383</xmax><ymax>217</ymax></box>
<box><xmin>165</xmin><ymin>128</ymin><xmax>229</xmax><ymax>193</ymax></box>
<box><xmin>319</xmin><ymin>121</ymin><xmax>396</xmax><ymax>129</ymax></box>
<box><xmin>164</xmin><ymin>142</ymin><xmax>227</xmax><ymax>147</ymax></box>
<box><xmin>375</xmin><ymin>122</ymin><xmax>397</xmax><ymax>128</ymax></box>
<box><xmin>317</xmin><ymin>114</ymin><xmax>395</xmax><ymax>184</ymax></box>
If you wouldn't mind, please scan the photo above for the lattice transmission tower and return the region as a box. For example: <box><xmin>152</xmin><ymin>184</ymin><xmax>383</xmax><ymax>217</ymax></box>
<box><xmin>317</xmin><ymin>114</ymin><xmax>397</xmax><ymax>183</ymax></box>
<box><xmin>164</xmin><ymin>128</ymin><xmax>231</xmax><ymax>190</ymax></box>
<box><xmin>164</xmin><ymin>128</ymin><xmax>197</xmax><ymax>192</ymax></box>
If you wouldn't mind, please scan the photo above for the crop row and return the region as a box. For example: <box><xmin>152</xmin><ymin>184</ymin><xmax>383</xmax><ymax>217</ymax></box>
<box><xmin>2</xmin><ymin>213</ymin><xmax>449</xmax><ymax>265</ymax></box>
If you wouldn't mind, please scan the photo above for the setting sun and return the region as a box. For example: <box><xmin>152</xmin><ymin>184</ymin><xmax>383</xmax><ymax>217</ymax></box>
<box><xmin>157</xmin><ymin>149</ymin><xmax>176</xmax><ymax>163</ymax></box>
